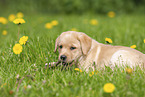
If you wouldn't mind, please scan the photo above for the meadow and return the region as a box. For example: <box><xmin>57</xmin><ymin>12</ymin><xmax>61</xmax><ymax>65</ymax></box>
<box><xmin>0</xmin><ymin>13</ymin><xmax>145</xmax><ymax>97</ymax></box>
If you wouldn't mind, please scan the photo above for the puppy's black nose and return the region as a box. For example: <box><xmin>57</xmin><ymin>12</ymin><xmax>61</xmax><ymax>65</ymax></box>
<box><xmin>60</xmin><ymin>55</ymin><xmax>67</xmax><ymax>60</ymax></box>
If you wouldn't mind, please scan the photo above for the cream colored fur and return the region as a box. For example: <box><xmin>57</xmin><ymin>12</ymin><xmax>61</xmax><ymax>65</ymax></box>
<box><xmin>54</xmin><ymin>31</ymin><xmax>145</xmax><ymax>71</ymax></box>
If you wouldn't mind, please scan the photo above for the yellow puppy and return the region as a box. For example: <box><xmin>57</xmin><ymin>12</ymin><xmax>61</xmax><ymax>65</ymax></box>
<box><xmin>53</xmin><ymin>31</ymin><xmax>145</xmax><ymax>71</ymax></box>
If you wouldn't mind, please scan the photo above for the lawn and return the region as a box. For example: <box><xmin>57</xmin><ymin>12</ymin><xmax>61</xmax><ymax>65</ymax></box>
<box><xmin>0</xmin><ymin>13</ymin><xmax>145</xmax><ymax>97</ymax></box>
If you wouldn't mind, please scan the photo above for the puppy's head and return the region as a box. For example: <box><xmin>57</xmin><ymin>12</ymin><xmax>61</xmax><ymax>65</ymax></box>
<box><xmin>54</xmin><ymin>31</ymin><xmax>92</xmax><ymax>65</ymax></box>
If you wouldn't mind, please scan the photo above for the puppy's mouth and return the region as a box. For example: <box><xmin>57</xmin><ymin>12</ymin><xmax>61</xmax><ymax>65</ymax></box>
<box><xmin>61</xmin><ymin>60</ymin><xmax>74</xmax><ymax>67</ymax></box>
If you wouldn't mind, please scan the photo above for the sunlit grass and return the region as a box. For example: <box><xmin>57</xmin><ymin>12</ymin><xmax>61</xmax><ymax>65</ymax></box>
<box><xmin>0</xmin><ymin>13</ymin><xmax>145</xmax><ymax>97</ymax></box>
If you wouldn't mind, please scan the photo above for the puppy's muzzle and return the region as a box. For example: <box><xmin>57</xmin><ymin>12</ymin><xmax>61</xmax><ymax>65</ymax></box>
<box><xmin>60</xmin><ymin>55</ymin><xmax>74</xmax><ymax>66</ymax></box>
<box><xmin>60</xmin><ymin>55</ymin><xmax>67</xmax><ymax>61</ymax></box>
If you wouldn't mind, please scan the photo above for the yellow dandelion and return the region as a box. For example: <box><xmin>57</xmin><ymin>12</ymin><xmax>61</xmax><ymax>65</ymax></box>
<box><xmin>108</xmin><ymin>11</ymin><xmax>115</xmax><ymax>18</ymax></box>
<box><xmin>91</xmin><ymin>71</ymin><xmax>94</xmax><ymax>75</ymax></box>
<box><xmin>125</xmin><ymin>68</ymin><xmax>133</xmax><ymax>74</ymax></box>
<box><xmin>2</xmin><ymin>30</ymin><xmax>8</xmax><ymax>35</ymax></box>
<box><xmin>0</xmin><ymin>17</ymin><xmax>8</xmax><ymax>24</ymax></box>
<box><xmin>93</xmin><ymin>70</ymin><xmax>98</xmax><ymax>75</ymax></box>
<box><xmin>71</xmin><ymin>28</ymin><xmax>78</xmax><ymax>31</ymax></box>
<box><xmin>105</xmin><ymin>38</ymin><xmax>113</xmax><ymax>44</ymax></box>
<box><xmin>1</xmin><ymin>83</ymin><xmax>7</xmax><ymax>88</ymax></box>
<box><xmin>45</xmin><ymin>23</ymin><xmax>53</xmax><ymax>29</ymax></box>
<box><xmin>79</xmin><ymin>70</ymin><xmax>82</xmax><ymax>72</ymax></box>
<box><xmin>13</xmin><ymin>18</ymin><xmax>25</xmax><ymax>25</ymax></box>
<box><xmin>74</xmin><ymin>68</ymin><xmax>82</xmax><ymax>72</ymax></box>
<box><xmin>8</xmin><ymin>14</ymin><xmax>16</xmax><ymax>22</ymax></box>
<box><xmin>144</xmin><ymin>39</ymin><xmax>145</xmax><ymax>43</ymax></box>
<box><xmin>103</xmin><ymin>83</ymin><xmax>115</xmax><ymax>93</ymax></box>
<box><xmin>13</xmin><ymin>43</ymin><xmax>23</xmax><ymax>54</ymax></box>
<box><xmin>1</xmin><ymin>85</ymin><xmax>3</xmax><ymax>88</ymax></box>
<box><xmin>51</xmin><ymin>20</ymin><xmax>58</xmax><ymax>26</ymax></box>
<box><xmin>19</xmin><ymin>36</ymin><xmax>28</xmax><ymax>45</ymax></box>
<box><xmin>89</xmin><ymin>70</ymin><xmax>98</xmax><ymax>77</ymax></box>
<box><xmin>17</xmin><ymin>12</ymin><xmax>24</xmax><ymax>18</ymax></box>
<box><xmin>89</xmin><ymin>74</ymin><xmax>92</xmax><ymax>77</ymax></box>
<box><xmin>95</xmin><ymin>71</ymin><xmax>98</xmax><ymax>74</ymax></box>
<box><xmin>130</xmin><ymin>45</ymin><xmax>136</xmax><ymax>49</ymax></box>
<box><xmin>74</xmin><ymin>68</ymin><xmax>80</xmax><ymax>71</ymax></box>
<box><xmin>90</xmin><ymin>19</ymin><xmax>98</xmax><ymax>25</ymax></box>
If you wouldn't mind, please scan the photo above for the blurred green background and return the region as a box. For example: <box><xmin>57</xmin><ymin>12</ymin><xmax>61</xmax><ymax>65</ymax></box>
<box><xmin>0</xmin><ymin>0</ymin><xmax>145</xmax><ymax>14</ymax></box>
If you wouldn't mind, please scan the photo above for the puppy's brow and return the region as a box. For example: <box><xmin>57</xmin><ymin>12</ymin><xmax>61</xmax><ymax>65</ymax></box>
<box><xmin>71</xmin><ymin>43</ymin><xmax>78</xmax><ymax>47</ymax></box>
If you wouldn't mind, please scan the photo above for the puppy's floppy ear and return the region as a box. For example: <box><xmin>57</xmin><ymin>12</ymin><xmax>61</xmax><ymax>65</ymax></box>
<box><xmin>54</xmin><ymin>36</ymin><xmax>59</xmax><ymax>53</ymax></box>
<box><xmin>78</xmin><ymin>33</ymin><xmax>92</xmax><ymax>55</ymax></box>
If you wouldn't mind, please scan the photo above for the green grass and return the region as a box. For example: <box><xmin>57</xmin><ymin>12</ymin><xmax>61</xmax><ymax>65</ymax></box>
<box><xmin>0</xmin><ymin>13</ymin><xmax>145</xmax><ymax>97</ymax></box>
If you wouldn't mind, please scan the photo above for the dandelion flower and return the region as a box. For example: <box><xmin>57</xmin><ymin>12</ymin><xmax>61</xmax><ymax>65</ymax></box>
<box><xmin>74</xmin><ymin>68</ymin><xmax>82</xmax><ymax>72</ymax></box>
<box><xmin>144</xmin><ymin>39</ymin><xmax>145</xmax><ymax>43</ymax></box>
<box><xmin>105</xmin><ymin>38</ymin><xmax>113</xmax><ymax>44</ymax></box>
<box><xmin>103</xmin><ymin>83</ymin><xmax>115</xmax><ymax>93</ymax></box>
<box><xmin>17</xmin><ymin>12</ymin><xmax>24</xmax><ymax>18</ymax></box>
<box><xmin>71</xmin><ymin>28</ymin><xmax>78</xmax><ymax>31</ymax></box>
<box><xmin>130</xmin><ymin>45</ymin><xmax>136</xmax><ymax>49</ymax></box>
<box><xmin>1</xmin><ymin>85</ymin><xmax>3</xmax><ymax>88</ymax></box>
<box><xmin>13</xmin><ymin>43</ymin><xmax>22</xmax><ymax>54</ymax></box>
<box><xmin>2</xmin><ymin>30</ymin><xmax>8</xmax><ymax>35</ymax></box>
<box><xmin>13</xmin><ymin>18</ymin><xmax>25</xmax><ymax>25</ymax></box>
<box><xmin>19</xmin><ymin>36</ymin><xmax>28</xmax><ymax>45</ymax></box>
<box><xmin>51</xmin><ymin>20</ymin><xmax>58</xmax><ymax>26</ymax></box>
<box><xmin>79</xmin><ymin>70</ymin><xmax>82</xmax><ymax>72</ymax></box>
<box><xmin>125</xmin><ymin>68</ymin><xmax>133</xmax><ymax>74</ymax></box>
<box><xmin>45</xmin><ymin>23</ymin><xmax>53</xmax><ymax>29</ymax></box>
<box><xmin>108</xmin><ymin>11</ymin><xmax>115</xmax><ymax>18</ymax></box>
<box><xmin>90</xmin><ymin>19</ymin><xmax>98</xmax><ymax>25</ymax></box>
<box><xmin>92</xmin><ymin>70</ymin><xmax>98</xmax><ymax>75</ymax></box>
<box><xmin>8</xmin><ymin>14</ymin><xmax>16</xmax><ymax>22</ymax></box>
<box><xmin>89</xmin><ymin>71</ymin><xmax>98</xmax><ymax>77</ymax></box>
<box><xmin>92</xmin><ymin>71</ymin><xmax>94</xmax><ymax>75</ymax></box>
<box><xmin>74</xmin><ymin>68</ymin><xmax>80</xmax><ymax>71</ymax></box>
<box><xmin>1</xmin><ymin>83</ymin><xmax>7</xmax><ymax>88</ymax></box>
<box><xmin>0</xmin><ymin>17</ymin><xmax>8</xmax><ymax>24</ymax></box>
<box><xmin>89</xmin><ymin>74</ymin><xmax>92</xmax><ymax>77</ymax></box>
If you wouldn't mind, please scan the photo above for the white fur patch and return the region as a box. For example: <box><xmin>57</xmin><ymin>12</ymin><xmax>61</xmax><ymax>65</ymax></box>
<box><xmin>110</xmin><ymin>50</ymin><xmax>135</xmax><ymax>68</ymax></box>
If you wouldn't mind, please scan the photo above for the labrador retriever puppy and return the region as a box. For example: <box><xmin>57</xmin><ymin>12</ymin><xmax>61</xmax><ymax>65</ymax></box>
<box><xmin>52</xmin><ymin>31</ymin><xmax>145</xmax><ymax>71</ymax></box>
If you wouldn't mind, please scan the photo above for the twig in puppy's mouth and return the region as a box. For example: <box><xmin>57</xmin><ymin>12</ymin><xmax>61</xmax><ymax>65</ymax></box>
<box><xmin>61</xmin><ymin>60</ymin><xmax>74</xmax><ymax>67</ymax></box>
<box><xmin>55</xmin><ymin>61</ymin><xmax>61</xmax><ymax>66</ymax></box>
<box><xmin>47</xmin><ymin>60</ymin><xmax>75</xmax><ymax>69</ymax></box>
<box><xmin>46</xmin><ymin>61</ymin><xmax>61</xmax><ymax>68</ymax></box>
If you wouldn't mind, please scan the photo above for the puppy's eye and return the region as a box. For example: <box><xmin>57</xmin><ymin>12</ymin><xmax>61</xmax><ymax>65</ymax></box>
<box><xmin>59</xmin><ymin>45</ymin><xmax>63</xmax><ymax>49</ymax></box>
<box><xmin>70</xmin><ymin>47</ymin><xmax>76</xmax><ymax>50</ymax></box>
